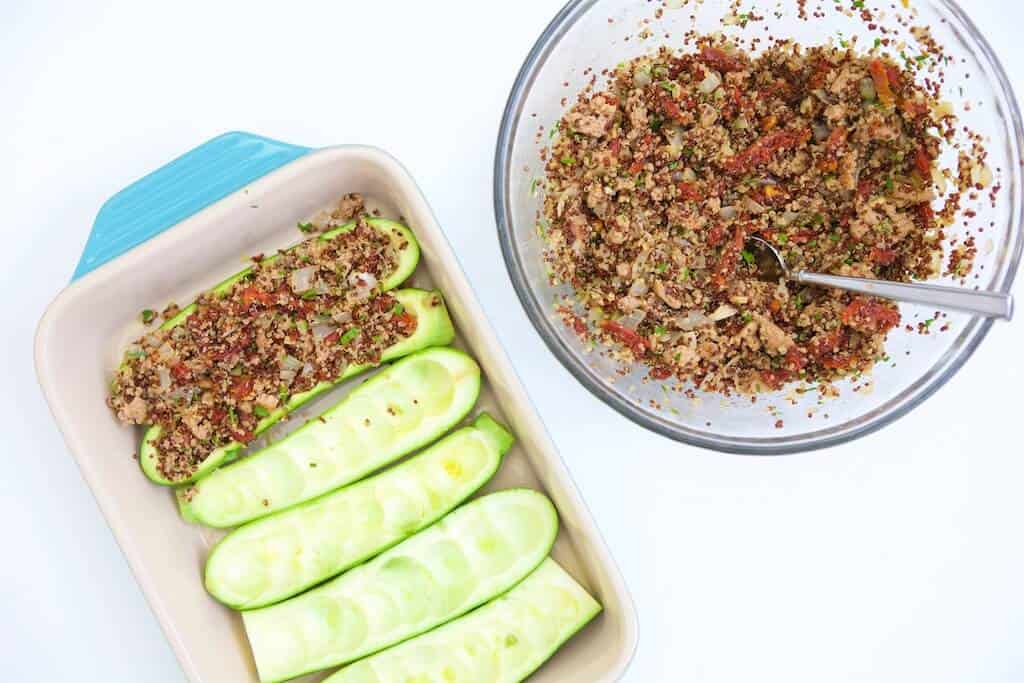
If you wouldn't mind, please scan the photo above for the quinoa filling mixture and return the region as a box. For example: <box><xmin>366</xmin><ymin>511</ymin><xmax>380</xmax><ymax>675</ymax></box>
<box><xmin>542</xmin><ymin>39</ymin><xmax>978</xmax><ymax>394</ymax></box>
<box><xmin>108</xmin><ymin>202</ymin><xmax>417</xmax><ymax>481</ymax></box>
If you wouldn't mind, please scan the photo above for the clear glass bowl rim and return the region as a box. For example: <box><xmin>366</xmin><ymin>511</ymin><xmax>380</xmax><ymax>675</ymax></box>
<box><xmin>493</xmin><ymin>0</ymin><xmax>1024</xmax><ymax>455</ymax></box>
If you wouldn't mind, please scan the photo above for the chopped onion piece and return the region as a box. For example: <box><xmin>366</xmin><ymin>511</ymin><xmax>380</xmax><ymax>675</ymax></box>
<box><xmin>778</xmin><ymin>210</ymin><xmax>801</xmax><ymax>227</ymax></box>
<box><xmin>698</xmin><ymin>71</ymin><xmax>721</xmax><ymax>94</ymax></box>
<box><xmin>619</xmin><ymin>310</ymin><xmax>647</xmax><ymax>329</ymax></box>
<box><xmin>744</xmin><ymin>196</ymin><xmax>766</xmax><ymax>214</ymax></box>
<box><xmin>157</xmin><ymin>367</ymin><xmax>172</xmax><ymax>392</ymax></box>
<box><xmin>290</xmin><ymin>266</ymin><xmax>317</xmax><ymax>293</ymax></box>
<box><xmin>633</xmin><ymin>69</ymin><xmax>652</xmax><ymax>88</ymax></box>
<box><xmin>280</xmin><ymin>354</ymin><xmax>303</xmax><ymax>371</ymax></box>
<box><xmin>859</xmin><ymin>78</ymin><xmax>877</xmax><ymax>101</ymax></box>
<box><xmin>348</xmin><ymin>272</ymin><xmax>378</xmax><ymax>300</ymax></box>
<box><xmin>675</xmin><ymin>310</ymin><xmax>712</xmax><ymax>331</ymax></box>
<box><xmin>709</xmin><ymin>304</ymin><xmax>739</xmax><ymax>321</ymax></box>
<box><xmin>629</xmin><ymin>279</ymin><xmax>649</xmax><ymax>297</ymax></box>
<box><xmin>311</xmin><ymin>323</ymin><xmax>336</xmax><ymax>341</ymax></box>
<box><xmin>719</xmin><ymin>205</ymin><xmax>738</xmax><ymax>220</ymax></box>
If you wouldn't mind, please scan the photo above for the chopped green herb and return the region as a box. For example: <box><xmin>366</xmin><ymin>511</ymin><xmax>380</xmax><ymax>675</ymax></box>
<box><xmin>915</xmin><ymin>54</ymin><xmax>929</xmax><ymax>65</ymax></box>
<box><xmin>253</xmin><ymin>405</ymin><xmax>270</xmax><ymax>418</ymax></box>
<box><xmin>530</xmin><ymin>178</ymin><xmax>539</xmax><ymax>196</ymax></box>
<box><xmin>278</xmin><ymin>386</ymin><xmax>289</xmax><ymax>403</ymax></box>
<box><xmin>300</xmin><ymin>289</ymin><xmax>318</xmax><ymax>300</ymax></box>
<box><xmin>297</xmin><ymin>222</ymin><xmax>314</xmax><ymax>233</ymax></box>
<box><xmin>140</xmin><ymin>309</ymin><xmax>156</xmax><ymax>324</ymax></box>
<box><xmin>740</xmin><ymin>250</ymin><xmax>755</xmax><ymax>265</ymax></box>
<box><xmin>667</xmin><ymin>161</ymin><xmax>679</xmax><ymax>170</ymax></box>
<box><xmin>680</xmin><ymin>266</ymin><xmax>691</xmax><ymax>280</ymax></box>
<box><xmin>372</xmin><ymin>334</ymin><xmax>383</xmax><ymax>344</ymax></box>
<box><xmin>874</xmin><ymin>37</ymin><xmax>883</xmax><ymax>49</ymax></box>
<box><xmin>923</xmin><ymin>318</ymin><xmax>935</xmax><ymax>329</ymax></box>
<box><xmin>549</xmin><ymin>127</ymin><xmax>558</xmax><ymax>139</ymax></box>
<box><xmin>338</xmin><ymin>327</ymin><xmax>361</xmax><ymax>345</ymax></box>
<box><xmin>655</xmin><ymin>262</ymin><xmax>669</xmax><ymax>274</ymax></box>
<box><xmin>296</xmin><ymin>319</ymin><xmax>308</xmax><ymax>333</ymax></box>
<box><xmin>126</xmin><ymin>349</ymin><xmax>145</xmax><ymax>359</ymax></box>
<box><xmin>560</xmin><ymin>156</ymin><xmax>576</xmax><ymax>166</ymax></box>
<box><xmin>392</xmin><ymin>303</ymin><xmax>405</xmax><ymax>316</ymax></box>
<box><xmin>794</xmin><ymin>292</ymin><xmax>805</xmax><ymax>309</ymax></box>
<box><xmin>885</xmin><ymin>176</ymin><xmax>895</xmax><ymax>192</ymax></box>
<box><xmin>741</xmin><ymin>311</ymin><xmax>754</xmax><ymax>323</ymax></box>
<box><xmin>829</xmin><ymin>232</ymin><xmax>841</xmax><ymax>242</ymax></box>
<box><xmin>654</xmin><ymin>325</ymin><xmax>667</xmax><ymax>336</ymax></box>
<box><xmin>228</xmin><ymin>407</ymin><xmax>238</xmax><ymax>425</ymax></box>
<box><xmin>681</xmin><ymin>146</ymin><xmax>695</xmax><ymax>158</ymax></box>
<box><xmin>811</xmin><ymin>213</ymin><xmax>824</xmax><ymax>226</ymax></box>
<box><xmin>776</xmin><ymin>232</ymin><xmax>789</xmax><ymax>245</ymax></box>
<box><xmin>852</xmin><ymin>0</ymin><xmax>864</xmax><ymax>8</ymax></box>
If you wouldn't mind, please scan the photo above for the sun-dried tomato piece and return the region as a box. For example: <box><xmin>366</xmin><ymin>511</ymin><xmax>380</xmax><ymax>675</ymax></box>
<box><xmin>711</xmin><ymin>222</ymin><xmax>752</xmax><ymax>289</ymax></box>
<box><xmin>600</xmin><ymin>320</ymin><xmax>649</xmax><ymax>355</ymax></box>
<box><xmin>869</xmin><ymin>59</ymin><xmax>896</xmax><ymax>108</ymax></box>
<box><xmin>842</xmin><ymin>298</ymin><xmax>901</xmax><ymax>333</ymax></box>
<box><xmin>870</xmin><ymin>248</ymin><xmax>898</xmax><ymax>265</ymax></box>
<box><xmin>722</xmin><ymin>128</ymin><xmax>811</xmax><ymax>175</ymax></box>
<box><xmin>699</xmin><ymin>46</ymin><xmax>747</xmax><ymax>73</ymax></box>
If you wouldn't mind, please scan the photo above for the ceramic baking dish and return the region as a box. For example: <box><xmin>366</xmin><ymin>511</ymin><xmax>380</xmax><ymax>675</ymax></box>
<box><xmin>34</xmin><ymin>132</ymin><xmax>638</xmax><ymax>682</ymax></box>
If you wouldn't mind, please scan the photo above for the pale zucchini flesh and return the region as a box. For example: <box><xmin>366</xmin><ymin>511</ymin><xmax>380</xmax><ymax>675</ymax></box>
<box><xmin>326</xmin><ymin>558</ymin><xmax>601</xmax><ymax>683</ymax></box>
<box><xmin>204</xmin><ymin>413</ymin><xmax>513</xmax><ymax>609</ymax></box>
<box><xmin>182</xmin><ymin>345</ymin><xmax>479</xmax><ymax>527</ymax></box>
<box><xmin>242</xmin><ymin>489</ymin><xmax>559</xmax><ymax>683</ymax></box>
<box><xmin>140</xmin><ymin>286</ymin><xmax>455</xmax><ymax>486</ymax></box>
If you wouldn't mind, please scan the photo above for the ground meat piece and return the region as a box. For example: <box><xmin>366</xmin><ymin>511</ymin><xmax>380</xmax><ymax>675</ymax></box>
<box><xmin>182</xmin><ymin>413</ymin><xmax>211</xmax><ymax>441</ymax></box>
<box><xmin>586</xmin><ymin>184</ymin><xmax>612</xmax><ymax>219</ymax></box>
<box><xmin>653</xmin><ymin>280</ymin><xmax>683</xmax><ymax>309</ymax></box>
<box><xmin>566</xmin><ymin>94</ymin><xmax>617</xmax><ymax>137</ymax></box>
<box><xmin>754</xmin><ymin>313</ymin><xmax>796</xmax><ymax>355</ymax></box>
<box><xmin>119</xmin><ymin>396</ymin><xmax>148</xmax><ymax>423</ymax></box>
<box><xmin>333</xmin><ymin>193</ymin><xmax>364</xmax><ymax>222</ymax></box>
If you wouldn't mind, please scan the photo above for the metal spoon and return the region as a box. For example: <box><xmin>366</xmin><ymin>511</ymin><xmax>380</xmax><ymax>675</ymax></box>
<box><xmin>745</xmin><ymin>236</ymin><xmax>1014</xmax><ymax>320</ymax></box>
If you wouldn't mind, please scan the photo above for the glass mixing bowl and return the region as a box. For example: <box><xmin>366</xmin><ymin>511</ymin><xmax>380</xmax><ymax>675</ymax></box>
<box><xmin>494</xmin><ymin>0</ymin><xmax>1023</xmax><ymax>454</ymax></box>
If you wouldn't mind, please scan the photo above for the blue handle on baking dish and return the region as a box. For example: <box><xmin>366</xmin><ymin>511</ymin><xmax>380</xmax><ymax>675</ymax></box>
<box><xmin>72</xmin><ymin>131</ymin><xmax>312</xmax><ymax>280</ymax></box>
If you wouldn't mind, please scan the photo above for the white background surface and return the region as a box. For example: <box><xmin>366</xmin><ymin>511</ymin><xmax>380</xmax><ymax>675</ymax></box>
<box><xmin>3</xmin><ymin>1</ymin><xmax>1023</xmax><ymax>681</ymax></box>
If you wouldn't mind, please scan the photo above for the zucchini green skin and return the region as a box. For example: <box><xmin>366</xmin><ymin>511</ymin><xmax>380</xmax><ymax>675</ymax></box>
<box><xmin>204</xmin><ymin>413</ymin><xmax>513</xmax><ymax>610</ymax></box>
<box><xmin>326</xmin><ymin>558</ymin><xmax>602</xmax><ymax>683</ymax></box>
<box><xmin>140</xmin><ymin>286</ymin><xmax>454</xmax><ymax>486</ymax></box>
<box><xmin>181</xmin><ymin>344</ymin><xmax>477</xmax><ymax>528</ymax></box>
<box><xmin>160</xmin><ymin>218</ymin><xmax>420</xmax><ymax>330</ymax></box>
<box><xmin>137</xmin><ymin>218</ymin><xmax>422</xmax><ymax>486</ymax></box>
<box><xmin>242</xmin><ymin>489</ymin><xmax>559</xmax><ymax>683</ymax></box>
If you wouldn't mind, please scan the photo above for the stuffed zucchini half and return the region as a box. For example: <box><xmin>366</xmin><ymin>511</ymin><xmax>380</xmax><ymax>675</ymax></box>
<box><xmin>205</xmin><ymin>413</ymin><xmax>512</xmax><ymax>610</ymax></box>
<box><xmin>327</xmin><ymin>558</ymin><xmax>602</xmax><ymax>683</ymax></box>
<box><xmin>138</xmin><ymin>218</ymin><xmax>438</xmax><ymax>486</ymax></box>
<box><xmin>242</xmin><ymin>489</ymin><xmax>558</xmax><ymax>683</ymax></box>
<box><xmin>181</xmin><ymin>346</ymin><xmax>481</xmax><ymax>528</ymax></box>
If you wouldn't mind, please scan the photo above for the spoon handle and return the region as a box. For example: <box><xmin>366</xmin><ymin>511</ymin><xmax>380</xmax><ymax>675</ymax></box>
<box><xmin>794</xmin><ymin>271</ymin><xmax>1014</xmax><ymax>320</ymax></box>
